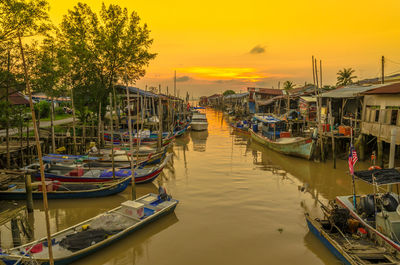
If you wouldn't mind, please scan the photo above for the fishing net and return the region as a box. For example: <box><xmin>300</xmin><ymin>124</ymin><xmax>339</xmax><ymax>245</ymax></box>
<box><xmin>59</xmin><ymin>229</ymin><xmax>109</xmax><ymax>252</ymax></box>
<box><xmin>90</xmin><ymin>213</ymin><xmax>135</xmax><ymax>232</ymax></box>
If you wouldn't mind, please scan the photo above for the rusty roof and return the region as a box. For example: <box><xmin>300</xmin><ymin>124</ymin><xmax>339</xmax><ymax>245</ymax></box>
<box><xmin>0</xmin><ymin>89</ymin><xmax>30</xmax><ymax>105</ymax></box>
<box><xmin>254</xmin><ymin>88</ymin><xmax>283</xmax><ymax>95</ymax></box>
<box><xmin>362</xmin><ymin>82</ymin><xmax>400</xmax><ymax>95</ymax></box>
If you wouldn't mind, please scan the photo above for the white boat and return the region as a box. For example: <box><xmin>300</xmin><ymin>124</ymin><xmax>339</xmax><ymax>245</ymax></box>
<box><xmin>191</xmin><ymin>113</ymin><xmax>208</xmax><ymax>131</ymax></box>
<box><xmin>336</xmin><ymin>168</ymin><xmax>400</xmax><ymax>252</ymax></box>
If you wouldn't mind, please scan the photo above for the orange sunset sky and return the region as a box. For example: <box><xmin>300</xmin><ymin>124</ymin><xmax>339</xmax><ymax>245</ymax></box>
<box><xmin>48</xmin><ymin>0</ymin><xmax>400</xmax><ymax>97</ymax></box>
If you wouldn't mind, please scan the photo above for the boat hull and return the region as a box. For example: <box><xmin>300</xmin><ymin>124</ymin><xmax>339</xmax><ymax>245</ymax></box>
<box><xmin>230</xmin><ymin>124</ymin><xmax>250</xmax><ymax>135</ymax></box>
<box><xmin>0</xmin><ymin>178</ymin><xmax>130</xmax><ymax>200</ymax></box>
<box><xmin>249</xmin><ymin>128</ymin><xmax>314</xmax><ymax>160</ymax></box>
<box><xmin>305</xmin><ymin>214</ymin><xmax>353</xmax><ymax>265</ymax></box>
<box><xmin>191</xmin><ymin>123</ymin><xmax>208</xmax><ymax>131</ymax></box>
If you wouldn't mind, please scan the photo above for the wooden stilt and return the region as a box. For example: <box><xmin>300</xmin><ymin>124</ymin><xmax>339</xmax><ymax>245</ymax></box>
<box><xmin>125</xmin><ymin>79</ymin><xmax>136</xmax><ymax>199</ymax></box>
<box><xmin>18</xmin><ymin>34</ymin><xmax>54</xmax><ymax>265</ymax></box>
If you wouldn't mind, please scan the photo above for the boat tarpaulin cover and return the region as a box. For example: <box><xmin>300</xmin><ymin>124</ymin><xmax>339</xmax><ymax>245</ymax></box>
<box><xmin>354</xmin><ymin>169</ymin><xmax>400</xmax><ymax>185</ymax></box>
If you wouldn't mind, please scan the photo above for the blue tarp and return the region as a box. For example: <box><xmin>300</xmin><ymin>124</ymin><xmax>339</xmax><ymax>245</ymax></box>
<box><xmin>253</xmin><ymin>115</ymin><xmax>281</xmax><ymax>124</ymax></box>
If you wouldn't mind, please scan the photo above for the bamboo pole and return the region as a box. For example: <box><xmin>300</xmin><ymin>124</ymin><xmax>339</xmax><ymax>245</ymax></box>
<box><xmin>18</xmin><ymin>35</ymin><xmax>54</xmax><ymax>265</ymax></box>
<box><xmin>329</xmin><ymin>99</ymin><xmax>336</xmax><ymax>168</ymax></box>
<box><xmin>158</xmin><ymin>84</ymin><xmax>163</xmax><ymax>150</ymax></box>
<box><xmin>50</xmin><ymin>98</ymin><xmax>56</xmax><ymax>153</ymax></box>
<box><xmin>135</xmin><ymin>88</ymin><xmax>140</xmax><ymax>171</ymax></box>
<box><xmin>71</xmin><ymin>87</ymin><xmax>77</xmax><ymax>155</ymax></box>
<box><xmin>125</xmin><ymin>80</ymin><xmax>136</xmax><ymax>199</ymax></box>
<box><xmin>6</xmin><ymin>50</ymin><xmax>10</xmax><ymax>168</ymax></box>
<box><xmin>109</xmin><ymin>92</ymin><xmax>115</xmax><ymax>179</ymax></box>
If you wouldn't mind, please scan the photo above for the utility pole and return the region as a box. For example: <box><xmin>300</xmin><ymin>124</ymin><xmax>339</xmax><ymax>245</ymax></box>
<box><xmin>381</xmin><ymin>56</ymin><xmax>385</xmax><ymax>84</ymax></box>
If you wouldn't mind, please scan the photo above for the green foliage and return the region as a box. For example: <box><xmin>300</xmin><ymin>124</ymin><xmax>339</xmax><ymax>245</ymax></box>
<box><xmin>34</xmin><ymin>100</ymin><xmax>50</xmax><ymax>118</ymax></box>
<box><xmin>336</xmin><ymin>68</ymin><xmax>357</xmax><ymax>86</ymax></box>
<box><xmin>60</xmin><ymin>2</ymin><xmax>156</xmax><ymax>116</ymax></box>
<box><xmin>0</xmin><ymin>0</ymin><xmax>51</xmax><ymax>42</ymax></box>
<box><xmin>55</xmin><ymin>106</ymin><xmax>65</xmax><ymax>115</ymax></box>
<box><xmin>223</xmin><ymin>90</ymin><xmax>235</xmax><ymax>96</ymax></box>
<box><xmin>283</xmin><ymin>81</ymin><xmax>294</xmax><ymax>91</ymax></box>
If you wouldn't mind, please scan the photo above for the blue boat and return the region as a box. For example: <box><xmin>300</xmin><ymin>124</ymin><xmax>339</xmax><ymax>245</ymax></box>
<box><xmin>0</xmin><ymin>177</ymin><xmax>131</xmax><ymax>200</ymax></box>
<box><xmin>0</xmin><ymin>192</ymin><xmax>178</xmax><ymax>264</ymax></box>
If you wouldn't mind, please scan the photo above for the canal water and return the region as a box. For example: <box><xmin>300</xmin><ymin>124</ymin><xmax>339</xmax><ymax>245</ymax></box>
<box><xmin>1</xmin><ymin>108</ymin><xmax>375</xmax><ymax>264</ymax></box>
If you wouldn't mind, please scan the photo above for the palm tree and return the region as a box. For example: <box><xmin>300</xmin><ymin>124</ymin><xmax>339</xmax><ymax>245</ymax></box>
<box><xmin>336</xmin><ymin>68</ymin><xmax>357</xmax><ymax>86</ymax></box>
<box><xmin>282</xmin><ymin>81</ymin><xmax>294</xmax><ymax>113</ymax></box>
<box><xmin>283</xmin><ymin>81</ymin><xmax>294</xmax><ymax>91</ymax></box>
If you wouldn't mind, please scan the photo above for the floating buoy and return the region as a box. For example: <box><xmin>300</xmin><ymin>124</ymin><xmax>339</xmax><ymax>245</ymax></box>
<box><xmin>368</xmin><ymin>165</ymin><xmax>381</xmax><ymax>170</ymax></box>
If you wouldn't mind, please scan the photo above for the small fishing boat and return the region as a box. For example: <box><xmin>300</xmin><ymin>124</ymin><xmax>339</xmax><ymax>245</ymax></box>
<box><xmin>174</xmin><ymin>123</ymin><xmax>190</xmax><ymax>137</ymax></box>
<box><xmin>250</xmin><ymin>114</ymin><xmax>314</xmax><ymax>160</ymax></box>
<box><xmin>0</xmin><ymin>177</ymin><xmax>131</xmax><ymax>200</ymax></box>
<box><xmin>28</xmin><ymin>154</ymin><xmax>171</xmax><ymax>184</ymax></box>
<box><xmin>336</xmin><ymin>168</ymin><xmax>400</xmax><ymax>252</ymax></box>
<box><xmin>0</xmin><ymin>191</ymin><xmax>178</xmax><ymax>264</ymax></box>
<box><xmin>230</xmin><ymin>121</ymin><xmax>250</xmax><ymax>135</ymax></box>
<box><xmin>191</xmin><ymin>113</ymin><xmax>208</xmax><ymax>131</ymax></box>
<box><xmin>104</xmin><ymin>131</ymin><xmax>174</xmax><ymax>147</ymax></box>
<box><xmin>305</xmin><ymin>201</ymin><xmax>400</xmax><ymax>265</ymax></box>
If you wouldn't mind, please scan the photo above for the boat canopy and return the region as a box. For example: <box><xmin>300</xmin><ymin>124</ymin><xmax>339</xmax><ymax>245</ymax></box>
<box><xmin>354</xmin><ymin>169</ymin><xmax>400</xmax><ymax>185</ymax></box>
<box><xmin>253</xmin><ymin>114</ymin><xmax>281</xmax><ymax>124</ymax></box>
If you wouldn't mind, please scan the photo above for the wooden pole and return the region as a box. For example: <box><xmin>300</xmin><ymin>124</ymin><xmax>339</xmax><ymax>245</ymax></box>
<box><xmin>71</xmin><ymin>87</ymin><xmax>77</xmax><ymax>155</ymax></box>
<box><xmin>329</xmin><ymin>99</ymin><xmax>336</xmax><ymax>168</ymax></box>
<box><xmin>319</xmin><ymin>60</ymin><xmax>323</xmax><ymax>89</ymax></box>
<box><xmin>97</xmin><ymin>101</ymin><xmax>102</xmax><ymax>153</ymax></box>
<box><xmin>135</xmin><ymin>87</ymin><xmax>140</xmax><ymax>170</ymax></box>
<box><xmin>381</xmin><ymin>56</ymin><xmax>385</xmax><ymax>84</ymax></box>
<box><xmin>25</xmin><ymin>173</ymin><xmax>34</xmax><ymax>213</ymax></box>
<box><xmin>50</xmin><ymin>98</ymin><xmax>56</xmax><ymax>153</ymax></box>
<box><xmin>6</xmin><ymin>49</ymin><xmax>10</xmax><ymax>168</ymax></box>
<box><xmin>174</xmin><ymin>70</ymin><xmax>177</xmax><ymax>97</ymax></box>
<box><xmin>125</xmin><ymin>79</ymin><xmax>136</xmax><ymax>199</ymax></box>
<box><xmin>109</xmin><ymin>92</ymin><xmax>115</xmax><ymax>179</ymax></box>
<box><xmin>158</xmin><ymin>84</ymin><xmax>163</xmax><ymax>150</ymax></box>
<box><xmin>18</xmin><ymin>35</ymin><xmax>54</xmax><ymax>265</ymax></box>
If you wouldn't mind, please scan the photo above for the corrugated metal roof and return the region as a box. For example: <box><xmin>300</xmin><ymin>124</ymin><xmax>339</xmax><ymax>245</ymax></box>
<box><xmin>319</xmin><ymin>84</ymin><xmax>386</xmax><ymax>98</ymax></box>
<box><xmin>224</xmin><ymin>92</ymin><xmax>249</xmax><ymax>99</ymax></box>
<box><xmin>116</xmin><ymin>85</ymin><xmax>159</xmax><ymax>98</ymax></box>
<box><xmin>362</xmin><ymin>82</ymin><xmax>400</xmax><ymax>95</ymax></box>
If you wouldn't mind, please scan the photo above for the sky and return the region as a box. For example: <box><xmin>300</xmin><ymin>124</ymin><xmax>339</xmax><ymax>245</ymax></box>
<box><xmin>47</xmin><ymin>0</ymin><xmax>400</xmax><ymax>97</ymax></box>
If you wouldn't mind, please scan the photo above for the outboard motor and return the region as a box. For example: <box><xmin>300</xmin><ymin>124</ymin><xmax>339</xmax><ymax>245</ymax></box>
<box><xmin>358</xmin><ymin>195</ymin><xmax>376</xmax><ymax>217</ymax></box>
<box><xmin>158</xmin><ymin>186</ymin><xmax>170</xmax><ymax>201</ymax></box>
<box><xmin>381</xmin><ymin>193</ymin><xmax>399</xmax><ymax>212</ymax></box>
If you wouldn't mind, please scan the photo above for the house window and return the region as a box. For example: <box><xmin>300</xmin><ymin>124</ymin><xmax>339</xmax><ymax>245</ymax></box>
<box><xmin>392</xmin><ymin>110</ymin><xmax>398</xmax><ymax>125</ymax></box>
<box><xmin>375</xmin><ymin>110</ymin><xmax>380</xmax><ymax>122</ymax></box>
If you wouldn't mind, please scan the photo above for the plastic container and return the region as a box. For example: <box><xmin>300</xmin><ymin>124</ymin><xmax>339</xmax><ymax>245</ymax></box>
<box><xmin>252</xmin><ymin>124</ymin><xmax>258</xmax><ymax>133</ymax></box>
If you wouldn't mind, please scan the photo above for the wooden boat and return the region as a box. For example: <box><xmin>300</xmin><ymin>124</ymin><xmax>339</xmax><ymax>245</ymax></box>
<box><xmin>104</xmin><ymin>131</ymin><xmax>174</xmax><ymax>147</ymax></box>
<box><xmin>336</xmin><ymin>168</ymin><xmax>400</xmax><ymax>252</ymax></box>
<box><xmin>249</xmin><ymin>128</ymin><xmax>314</xmax><ymax>160</ymax></box>
<box><xmin>0</xmin><ymin>192</ymin><xmax>178</xmax><ymax>264</ymax></box>
<box><xmin>230</xmin><ymin>122</ymin><xmax>250</xmax><ymax>135</ymax></box>
<box><xmin>305</xmin><ymin>204</ymin><xmax>400</xmax><ymax>265</ymax></box>
<box><xmin>174</xmin><ymin>123</ymin><xmax>190</xmax><ymax>137</ymax></box>
<box><xmin>191</xmin><ymin>113</ymin><xmax>208</xmax><ymax>131</ymax></box>
<box><xmin>29</xmin><ymin>154</ymin><xmax>171</xmax><ymax>184</ymax></box>
<box><xmin>0</xmin><ymin>177</ymin><xmax>131</xmax><ymax>200</ymax></box>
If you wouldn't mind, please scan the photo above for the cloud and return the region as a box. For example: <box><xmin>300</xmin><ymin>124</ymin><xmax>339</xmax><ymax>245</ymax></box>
<box><xmin>176</xmin><ymin>76</ymin><xmax>192</xmax><ymax>82</ymax></box>
<box><xmin>250</xmin><ymin>45</ymin><xmax>266</xmax><ymax>54</ymax></box>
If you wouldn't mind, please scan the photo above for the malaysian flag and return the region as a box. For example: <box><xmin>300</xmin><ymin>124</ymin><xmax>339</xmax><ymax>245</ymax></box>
<box><xmin>348</xmin><ymin>145</ymin><xmax>358</xmax><ymax>175</ymax></box>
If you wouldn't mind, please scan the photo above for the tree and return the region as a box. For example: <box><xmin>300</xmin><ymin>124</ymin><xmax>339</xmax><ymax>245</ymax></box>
<box><xmin>336</xmin><ymin>68</ymin><xmax>357</xmax><ymax>86</ymax></box>
<box><xmin>283</xmin><ymin>80</ymin><xmax>294</xmax><ymax>91</ymax></box>
<box><xmin>283</xmin><ymin>81</ymin><xmax>295</xmax><ymax>113</ymax></box>
<box><xmin>223</xmin><ymin>90</ymin><xmax>235</xmax><ymax>96</ymax></box>
<box><xmin>60</xmin><ymin>3</ymin><xmax>156</xmax><ymax>117</ymax></box>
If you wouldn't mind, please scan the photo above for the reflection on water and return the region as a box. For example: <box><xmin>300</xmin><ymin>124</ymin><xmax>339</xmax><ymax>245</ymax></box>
<box><xmin>1</xmin><ymin>108</ymin><xmax>378</xmax><ymax>265</ymax></box>
<box><xmin>190</xmin><ymin>130</ymin><xmax>208</xmax><ymax>152</ymax></box>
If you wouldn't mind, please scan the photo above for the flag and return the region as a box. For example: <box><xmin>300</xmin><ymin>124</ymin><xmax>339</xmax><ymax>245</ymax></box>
<box><xmin>348</xmin><ymin>145</ymin><xmax>358</xmax><ymax>175</ymax></box>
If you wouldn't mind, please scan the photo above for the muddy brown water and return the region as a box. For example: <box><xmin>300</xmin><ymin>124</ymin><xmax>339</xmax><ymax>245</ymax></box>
<box><xmin>1</xmin><ymin>108</ymin><xmax>377</xmax><ymax>265</ymax></box>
